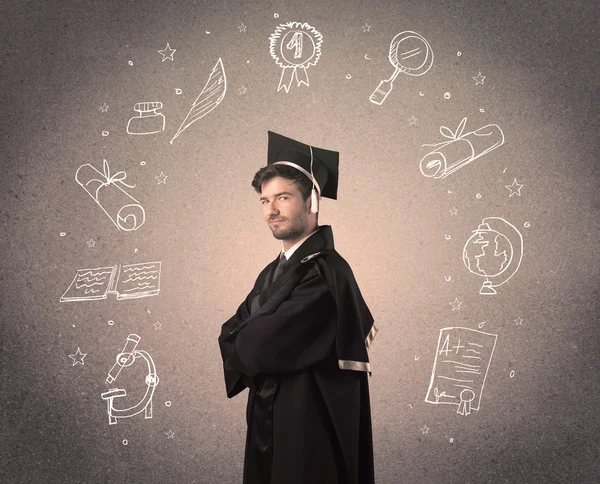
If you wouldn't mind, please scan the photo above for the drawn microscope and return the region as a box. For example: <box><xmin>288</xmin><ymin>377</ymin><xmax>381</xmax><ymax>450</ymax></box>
<box><xmin>101</xmin><ymin>334</ymin><xmax>159</xmax><ymax>425</ymax></box>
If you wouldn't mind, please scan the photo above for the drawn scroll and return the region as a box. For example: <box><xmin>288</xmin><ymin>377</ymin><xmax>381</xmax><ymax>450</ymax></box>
<box><xmin>76</xmin><ymin>159</ymin><xmax>145</xmax><ymax>231</ymax></box>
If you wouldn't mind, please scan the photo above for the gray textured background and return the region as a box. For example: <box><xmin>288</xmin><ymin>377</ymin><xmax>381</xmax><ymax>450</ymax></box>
<box><xmin>1</xmin><ymin>0</ymin><xmax>599</xmax><ymax>482</ymax></box>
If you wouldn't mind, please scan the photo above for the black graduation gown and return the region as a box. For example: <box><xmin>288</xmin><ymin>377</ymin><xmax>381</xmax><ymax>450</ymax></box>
<box><xmin>218</xmin><ymin>225</ymin><xmax>377</xmax><ymax>484</ymax></box>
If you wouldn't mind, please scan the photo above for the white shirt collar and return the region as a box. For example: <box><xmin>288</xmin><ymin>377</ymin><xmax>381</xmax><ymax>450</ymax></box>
<box><xmin>281</xmin><ymin>228</ymin><xmax>319</xmax><ymax>260</ymax></box>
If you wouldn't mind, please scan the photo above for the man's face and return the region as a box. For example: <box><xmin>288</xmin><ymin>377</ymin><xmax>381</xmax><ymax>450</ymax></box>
<box><xmin>260</xmin><ymin>177</ymin><xmax>311</xmax><ymax>241</ymax></box>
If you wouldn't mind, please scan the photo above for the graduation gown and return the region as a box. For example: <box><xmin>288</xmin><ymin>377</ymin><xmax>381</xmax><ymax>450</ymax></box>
<box><xmin>218</xmin><ymin>225</ymin><xmax>377</xmax><ymax>484</ymax></box>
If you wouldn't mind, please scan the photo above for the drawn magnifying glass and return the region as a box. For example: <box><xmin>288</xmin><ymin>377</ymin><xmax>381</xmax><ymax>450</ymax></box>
<box><xmin>370</xmin><ymin>31</ymin><xmax>434</xmax><ymax>105</ymax></box>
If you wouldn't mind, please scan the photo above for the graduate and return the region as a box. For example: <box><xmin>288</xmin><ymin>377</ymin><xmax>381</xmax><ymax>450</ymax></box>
<box><xmin>218</xmin><ymin>131</ymin><xmax>378</xmax><ymax>484</ymax></box>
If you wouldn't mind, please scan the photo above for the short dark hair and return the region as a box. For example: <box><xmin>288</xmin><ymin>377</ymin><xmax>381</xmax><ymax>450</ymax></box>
<box><xmin>251</xmin><ymin>164</ymin><xmax>313</xmax><ymax>201</ymax></box>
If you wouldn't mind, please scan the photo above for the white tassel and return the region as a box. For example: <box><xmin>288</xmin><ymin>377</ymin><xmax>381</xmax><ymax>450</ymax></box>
<box><xmin>310</xmin><ymin>188</ymin><xmax>319</xmax><ymax>213</ymax></box>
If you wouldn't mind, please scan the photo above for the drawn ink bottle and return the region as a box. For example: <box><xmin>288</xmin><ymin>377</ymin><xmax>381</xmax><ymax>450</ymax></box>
<box><xmin>126</xmin><ymin>102</ymin><xmax>165</xmax><ymax>135</ymax></box>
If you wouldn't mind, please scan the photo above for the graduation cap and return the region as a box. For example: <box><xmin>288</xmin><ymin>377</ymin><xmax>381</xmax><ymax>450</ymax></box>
<box><xmin>267</xmin><ymin>131</ymin><xmax>339</xmax><ymax>213</ymax></box>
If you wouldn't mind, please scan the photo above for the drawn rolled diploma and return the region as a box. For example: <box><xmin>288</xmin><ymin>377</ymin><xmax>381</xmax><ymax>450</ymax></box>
<box><xmin>76</xmin><ymin>163</ymin><xmax>145</xmax><ymax>231</ymax></box>
<box><xmin>420</xmin><ymin>124</ymin><xmax>504</xmax><ymax>179</ymax></box>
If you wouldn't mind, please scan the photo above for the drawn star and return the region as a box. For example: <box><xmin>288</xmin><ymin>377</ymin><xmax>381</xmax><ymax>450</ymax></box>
<box><xmin>165</xmin><ymin>429</ymin><xmax>175</xmax><ymax>439</ymax></box>
<box><xmin>99</xmin><ymin>103</ymin><xmax>109</xmax><ymax>113</ymax></box>
<box><xmin>505</xmin><ymin>178</ymin><xmax>524</xmax><ymax>197</ymax></box>
<box><xmin>237</xmin><ymin>85</ymin><xmax>248</xmax><ymax>95</ymax></box>
<box><xmin>408</xmin><ymin>116</ymin><xmax>417</xmax><ymax>125</ymax></box>
<box><xmin>69</xmin><ymin>347</ymin><xmax>87</xmax><ymax>366</ymax></box>
<box><xmin>449</xmin><ymin>206</ymin><xmax>458</xmax><ymax>216</ymax></box>
<box><xmin>158</xmin><ymin>43</ymin><xmax>176</xmax><ymax>62</ymax></box>
<box><xmin>154</xmin><ymin>320</ymin><xmax>163</xmax><ymax>330</ymax></box>
<box><xmin>514</xmin><ymin>316</ymin><xmax>523</xmax><ymax>326</ymax></box>
<box><xmin>473</xmin><ymin>72</ymin><xmax>485</xmax><ymax>85</ymax></box>
<box><xmin>362</xmin><ymin>23</ymin><xmax>371</xmax><ymax>33</ymax></box>
<box><xmin>87</xmin><ymin>238</ymin><xmax>95</xmax><ymax>248</ymax></box>
<box><xmin>449</xmin><ymin>297</ymin><xmax>462</xmax><ymax>311</ymax></box>
<box><xmin>238</xmin><ymin>23</ymin><xmax>247</xmax><ymax>32</ymax></box>
<box><xmin>155</xmin><ymin>171</ymin><xmax>168</xmax><ymax>185</ymax></box>
<box><xmin>420</xmin><ymin>425</ymin><xmax>430</xmax><ymax>435</ymax></box>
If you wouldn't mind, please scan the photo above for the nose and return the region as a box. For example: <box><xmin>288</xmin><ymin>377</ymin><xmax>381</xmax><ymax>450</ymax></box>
<box><xmin>266</xmin><ymin>201</ymin><xmax>279</xmax><ymax>217</ymax></box>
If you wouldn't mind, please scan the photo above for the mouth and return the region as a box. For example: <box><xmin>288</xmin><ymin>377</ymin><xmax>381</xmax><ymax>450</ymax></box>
<box><xmin>270</xmin><ymin>219</ymin><xmax>285</xmax><ymax>225</ymax></box>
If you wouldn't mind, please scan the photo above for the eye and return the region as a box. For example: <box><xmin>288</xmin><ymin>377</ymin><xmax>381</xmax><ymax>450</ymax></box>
<box><xmin>278</xmin><ymin>196</ymin><xmax>288</xmax><ymax>201</ymax></box>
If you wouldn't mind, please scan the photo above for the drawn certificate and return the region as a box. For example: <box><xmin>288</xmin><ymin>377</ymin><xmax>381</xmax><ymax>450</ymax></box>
<box><xmin>425</xmin><ymin>327</ymin><xmax>498</xmax><ymax>415</ymax></box>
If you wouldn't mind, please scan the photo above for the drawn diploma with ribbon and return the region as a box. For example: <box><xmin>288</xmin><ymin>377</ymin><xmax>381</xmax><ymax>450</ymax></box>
<box><xmin>425</xmin><ymin>327</ymin><xmax>497</xmax><ymax>416</ymax></box>
<box><xmin>75</xmin><ymin>159</ymin><xmax>145</xmax><ymax>231</ymax></box>
<box><xmin>420</xmin><ymin>117</ymin><xmax>505</xmax><ymax>179</ymax></box>
<box><xmin>269</xmin><ymin>22</ymin><xmax>323</xmax><ymax>93</ymax></box>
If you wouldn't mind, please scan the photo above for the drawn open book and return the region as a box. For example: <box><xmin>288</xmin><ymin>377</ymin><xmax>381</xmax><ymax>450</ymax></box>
<box><xmin>60</xmin><ymin>262</ymin><xmax>161</xmax><ymax>302</ymax></box>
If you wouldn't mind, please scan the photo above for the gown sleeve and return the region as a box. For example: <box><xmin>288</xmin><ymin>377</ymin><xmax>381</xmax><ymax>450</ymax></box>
<box><xmin>223</xmin><ymin>267</ymin><xmax>337</xmax><ymax>376</ymax></box>
<box><xmin>218</xmin><ymin>298</ymin><xmax>253</xmax><ymax>398</ymax></box>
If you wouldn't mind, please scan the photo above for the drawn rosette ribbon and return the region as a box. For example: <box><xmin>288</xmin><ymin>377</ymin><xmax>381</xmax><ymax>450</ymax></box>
<box><xmin>269</xmin><ymin>22</ymin><xmax>323</xmax><ymax>93</ymax></box>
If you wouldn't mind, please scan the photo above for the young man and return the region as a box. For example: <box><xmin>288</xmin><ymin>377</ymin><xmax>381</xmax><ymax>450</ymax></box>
<box><xmin>218</xmin><ymin>131</ymin><xmax>377</xmax><ymax>484</ymax></box>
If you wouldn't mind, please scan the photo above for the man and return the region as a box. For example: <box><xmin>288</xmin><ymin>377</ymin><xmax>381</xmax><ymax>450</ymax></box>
<box><xmin>218</xmin><ymin>131</ymin><xmax>377</xmax><ymax>484</ymax></box>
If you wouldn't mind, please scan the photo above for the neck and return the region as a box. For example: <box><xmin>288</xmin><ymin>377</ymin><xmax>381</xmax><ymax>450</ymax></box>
<box><xmin>282</xmin><ymin>223</ymin><xmax>318</xmax><ymax>251</ymax></box>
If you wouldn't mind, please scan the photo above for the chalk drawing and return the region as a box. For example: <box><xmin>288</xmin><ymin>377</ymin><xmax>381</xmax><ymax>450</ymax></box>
<box><xmin>420</xmin><ymin>117</ymin><xmax>505</xmax><ymax>179</ymax></box>
<box><xmin>370</xmin><ymin>31</ymin><xmax>433</xmax><ymax>105</ymax></box>
<box><xmin>269</xmin><ymin>22</ymin><xmax>323</xmax><ymax>93</ymax></box>
<box><xmin>155</xmin><ymin>171</ymin><xmax>168</xmax><ymax>185</ymax></box>
<box><xmin>101</xmin><ymin>334</ymin><xmax>159</xmax><ymax>425</ymax></box>
<box><xmin>449</xmin><ymin>297</ymin><xmax>462</xmax><ymax>311</ymax></box>
<box><xmin>99</xmin><ymin>103</ymin><xmax>109</xmax><ymax>113</ymax></box>
<box><xmin>362</xmin><ymin>23</ymin><xmax>371</xmax><ymax>33</ymax></box>
<box><xmin>126</xmin><ymin>102</ymin><xmax>165</xmax><ymax>135</ymax></box>
<box><xmin>505</xmin><ymin>178</ymin><xmax>523</xmax><ymax>197</ymax></box>
<box><xmin>158</xmin><ymin>42</ymin><xmax>176</xmax><ymax>62</ymax></box>
<box><xmin>76</xmin><ymin>159</ymin><xmax>145</xmax><ymax>232</ymax></box>
<box><xmin>473</xmin><ymin>72</ymin><xmax>485</xmax><ymax>85</ymax></box>
<box><xmin>425</xmin><ymin>327</ymin><xmax>497</xmax><ymax>416</ymax></box>
<box><xmin>463</xmin><ymin>217</ymin><xmax>523</xmax><ymax>295</ymax></box>
<box><xmin>170</xmin><ymin>58</ymin><xmax>226</xmax><ymax>143</ymax></box>
<box><xmin>60</xmin><ymin>262</ymin><xmax>161</xmax><ymax>302</ymax></box>
<box><xmin>238</xmin><ymin>23</ymin><xmax>247</xmax><ymax>32</ymax></box>
<box><xmin>69</xmin><ymin>347</ymin><xmax>87</xmax><ymax>366</ymax></box>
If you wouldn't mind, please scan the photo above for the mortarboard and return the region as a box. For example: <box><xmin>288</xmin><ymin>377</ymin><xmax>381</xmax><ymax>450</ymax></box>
<box><xmin>267</xmin><ymin>131</ymin><xmax>339</xmax><ymax>213</ymax></box>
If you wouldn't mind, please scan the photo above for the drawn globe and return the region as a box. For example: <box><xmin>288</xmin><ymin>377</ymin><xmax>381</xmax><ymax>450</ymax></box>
<box><xmin>463</xmin><ymin>224</ymin><xmax>513</xmax><ymax>279</ymax></box>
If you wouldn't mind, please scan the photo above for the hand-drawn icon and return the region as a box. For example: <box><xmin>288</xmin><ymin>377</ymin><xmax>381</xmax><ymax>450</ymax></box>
<box><xmin>514</xmin><ymin>317</ymin><xmax>523</xmax><ymax>326</ymax></box>
<box><xmin>444</xmin><ymin>92</ymin><xmax>451</xmax><ymax>99</ymax></box>
<box><xmin>154</xmin><ymin>321</ymin><xmax>162</xmax><ymax>330</ymax></box>
<box><xmin>409</xmin><ymin>116</ymin><xmax>417</xmax><ymax>125</ymax></box>
<box><xmin>425</xmin><ymin>327</ymin><xmax>497</xmax><ymax>416</ymax></box>
<box><xmin>101</xmin><ymin>334</ymin><xmax>159</xmax><ymax>425</ymax></box>
<box><xmin>60</xmin><ymin>262</ymin><xmax>161</xmax><ymax>302</ymax></box>
<box><xmin>463</xmin><ymin>217</ymin><xmax>523</xmax><ymax>295</ymax></box>
<box><xmin>449</xmin><ymin>297</ymin><xmax>462</xmax><ymax>311</ymax></box>
<box><xmin>158</xmin><ymin>42</ymin><xmax>176</xmax><ymax>61</ymax></box>
<box><xmin>87</xmin><ymin>239</ymin><xmax>95</xmax><ymax>248</ymax></box>
<box><xmin>420</xmin><ymin>424</ymin><xmax>429</xmax><ymax>435</ymax></box>
<box><xmin>165</xmin><ymin>429</ymin><xmax>175</xmax><ymax>439</ymax></box>
<box><xmin>238</xmin><ymin>23</ymin><xmax>247</xmax><ymax>32</ymax></box>
<box><xmin>69</xmin><ymin>347</ymin><xmax>87</xmax><ymax>366</ymax></box>
<box><xmin>269</xmin><ymin>22</ymin><xmax>323</xmax><ymax>93</ymax></box>
<box><xmin>155</xmin><ymin>171</ymin><xmax>168</xmax><ymax>185</ymax></box>
<box><xmin>102</xmin><ymin>130</ymin><xmax>110</xmax><ymax>136</ymax></box>
<box><xmin>420</xmin><ymin>117</ymin><xmax>505</xmax><ymax>179</ymax></box>
<box><xmin>505</xmin><ymin>178</ymin><xmax>523</xmax><ymax>197</ymax></box>
<box><xmin>370</xmin><ymin>31</ymin><xmax>433</xmax><ymax>105</ymax></box>
<box><xmin>170</xmin><ymin>58</ymin><xmax>226</xmax><ymax>144</ymax></box>
<box><xmin>99</xmin><ymin>103</ymin><xmax>109</xmax><ymax>113</ymax></box>
<box><xmin>238</xmin><ymin>85</ymin><xmax>248</xmax><ymax>95</ymax></box>
<box><xmin>473</xmin><ymin>72</ymin><xmax>485</xmax><ymax>85</ymax></box>
<box><xmin>126</xmin><ymin>102</ymin><xmax>165</xmax><ymax>135</ymax></box>
<box><xmin>362</xmin><ymin>23</ymin><xmax>371</xmax><ymax>33</ymax></box>
<box><xmin>449</xmin><ymin>206</ymin><xmax>458</xmax><ymax>216</ymax></box>
<box><xmin>76</xmin><ymin>159</ymin><xmax>145</xmax><ymax>232</ymax></box>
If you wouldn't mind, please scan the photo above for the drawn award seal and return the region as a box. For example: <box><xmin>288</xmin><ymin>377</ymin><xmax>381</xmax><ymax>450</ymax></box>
<box><xmin>269</xmin><ymin>22</ymin><xmax>323</xmax><ymax>93</ymax></box>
